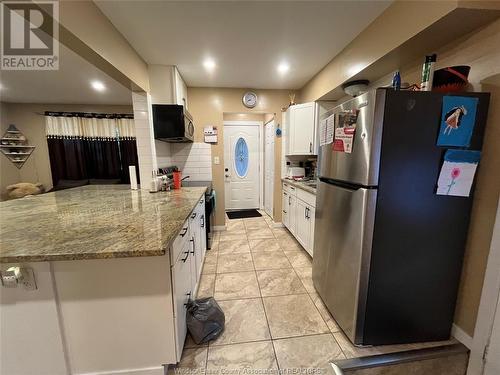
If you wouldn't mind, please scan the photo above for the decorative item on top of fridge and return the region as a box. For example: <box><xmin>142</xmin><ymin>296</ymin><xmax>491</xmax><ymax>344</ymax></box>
<box><xmin>420</xmin><ymin>54</ymin><xmax>437</xmax><ymax>91</ymax></box>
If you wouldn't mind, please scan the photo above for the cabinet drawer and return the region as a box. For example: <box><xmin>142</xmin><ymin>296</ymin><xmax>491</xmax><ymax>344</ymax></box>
<box><xmin>297</xmin><ymin>189</ymin><xmax>316</xmax><ymax>207</ymax></box>
<box><xmin>172</xmin><ymin>219</ymin><xmax>190</xmax><ymax>263</ymax></box>
<box><xmin>283</xmin><ymin>182</ymin><xmax>296</xmax><ymax>195</ymax></box>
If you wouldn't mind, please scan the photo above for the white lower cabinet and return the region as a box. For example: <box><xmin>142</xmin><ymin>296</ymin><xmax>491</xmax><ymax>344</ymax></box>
<box><xmin>172</xmin><ymin>239</ymin><xmax>193</xmax><ymax>360</ymax></box>
<box><xmin>282</xmin><ymin>182</ymin><xmax>316</xmax><ymax>256</ymax></box>
<box><xmin>173</xmin><ymin>197</ymin><xmax>206</xmax><ymax>360</ymax></box>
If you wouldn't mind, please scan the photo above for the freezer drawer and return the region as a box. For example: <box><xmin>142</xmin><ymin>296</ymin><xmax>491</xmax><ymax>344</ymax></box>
<box><xmin>312</xmin><ymin>180</ymin><xmax>377</xmax><ymax>344</ymax></box>
<box><xmin>318</xmin><ymin>90</ymin><xmax>385</xmax><ymax>187</ymax></box>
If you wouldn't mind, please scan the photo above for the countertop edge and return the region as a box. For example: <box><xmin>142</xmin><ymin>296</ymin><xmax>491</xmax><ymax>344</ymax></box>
<box><xmin>0</xmin><ymin>187</ymin><xmax>207</xmax><ymax>264</ymax></box>
<box><xmin>281</xmin><ymin>178</ymin><xmax>317</xmax><ymax>195</ymax></box>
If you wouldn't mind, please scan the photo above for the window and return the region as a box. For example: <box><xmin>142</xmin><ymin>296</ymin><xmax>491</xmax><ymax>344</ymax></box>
<box><xmin>234</xmin><ymin>137</ymin><xmax>249</xmax><ymax>177</ymax></box>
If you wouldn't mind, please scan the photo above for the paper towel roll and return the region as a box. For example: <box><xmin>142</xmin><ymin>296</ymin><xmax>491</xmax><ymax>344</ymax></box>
<box><xmin>129</xmin><ymin>166</ymin><xmax>138</xmax><ymax>190</ymax></box>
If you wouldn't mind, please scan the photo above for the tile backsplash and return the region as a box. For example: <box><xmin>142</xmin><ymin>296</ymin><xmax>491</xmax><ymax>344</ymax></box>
<box><xmin>158</xmin><ymin>142</ymin><xmax>212</xmax><ymax>181</ymax></box>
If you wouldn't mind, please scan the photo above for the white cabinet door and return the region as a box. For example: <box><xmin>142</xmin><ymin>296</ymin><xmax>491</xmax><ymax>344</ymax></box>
<box><xmin>174</xmin><ymin>67</ymin><xmax>188</xmax><ymax>108</ymax></box>
<box><xmin>288</xmin><ymin>193</ymin><xmax>297</xmax><ymax>235</ymax></box>
<box><xmin>295</xmin><ymin>199</ymin><xmax>310</xmax><ymax>250</ymax></box>
<box><xmin>172</xmin><ymin>242</ymin><xmax>192</xmax><ymax>360</ymax></box>
<box><xmin>306</xmin><ymin>206</ymin><xmax>316</xmax><ymax>256</ymax></box>
<box><xmin>282</xmin><ymin>190</ymin><xmax>289</xmax><ymax>228</ymax></box>
<box><xmin>289</xmin><ymin>102</ymin><xmax>316</xmax><ymax>155</ymax></box>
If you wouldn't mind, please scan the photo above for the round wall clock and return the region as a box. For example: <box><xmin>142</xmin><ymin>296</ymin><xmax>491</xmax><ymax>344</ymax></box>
<box><xmin>242</xmin><ymin>92</ymin><xmax>258</xmax><ymax>108</ymax></box>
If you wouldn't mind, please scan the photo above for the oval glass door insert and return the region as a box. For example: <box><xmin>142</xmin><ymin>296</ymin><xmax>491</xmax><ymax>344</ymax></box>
<box><xmin>234</xmin><ymin>137</ymin><xmax>249</xmax><ymax>178</ymax></box>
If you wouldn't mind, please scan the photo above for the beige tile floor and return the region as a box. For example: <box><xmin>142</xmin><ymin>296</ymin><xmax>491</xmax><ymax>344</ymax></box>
<box><xmin>175</xmin><ymin>212</ymin><xmax>457</xmax><ymax>374</ymax></box>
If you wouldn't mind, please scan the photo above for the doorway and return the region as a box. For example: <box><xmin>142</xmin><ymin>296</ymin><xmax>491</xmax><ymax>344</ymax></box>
<box><xmin>223</xmin><ymin>121</ymin><xmax>261</xmax><ymax>210</ymax></box>
<box><xmin>264</xmin><ymin>119</ymin><xmax>275</xmax><ymax>217</ymax></box>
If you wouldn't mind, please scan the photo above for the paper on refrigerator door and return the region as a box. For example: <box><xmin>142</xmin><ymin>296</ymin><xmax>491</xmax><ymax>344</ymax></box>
<box><xmin>319</xmin><ymin>113</ymin><xmax>335</xmax><ymax>146</ymax></box>
<box><xmin>436</xmin><ymin>150</ymin><xmax>480</xmax><ymax>197</ymax></box>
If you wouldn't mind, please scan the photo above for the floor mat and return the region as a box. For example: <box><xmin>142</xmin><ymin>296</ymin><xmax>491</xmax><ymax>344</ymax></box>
<box><xmin>226</xmin><ymin>209</ymin><xmax>262</xmax><ymax>219</ymax></box>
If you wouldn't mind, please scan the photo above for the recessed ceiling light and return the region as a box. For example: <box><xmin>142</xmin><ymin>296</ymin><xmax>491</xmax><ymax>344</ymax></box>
<box><xmin>91</xmin><ymin>80</ymin><xmax>106</xmax><ymax>92</ymax></box>
<box><xmin>203</xmin><ymin>58</ymin><xmax>216</xmax><ymax>71</ymax></box>
<box><xmin>277</xmin><ymin>62</ymin><xmax>290</xmax><ymax>75</ymax></box>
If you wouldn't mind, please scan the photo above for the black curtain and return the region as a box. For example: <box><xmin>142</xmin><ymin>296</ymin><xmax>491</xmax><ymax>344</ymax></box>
<box><xmin>47</xmin><ymin>137</ymin><xmax>139</xmax><ymax>188</ymax></box>
<box><xmin>119</xmin><ymin>139</ymin><xmax>140</xmax><ymax>184</ymax></box>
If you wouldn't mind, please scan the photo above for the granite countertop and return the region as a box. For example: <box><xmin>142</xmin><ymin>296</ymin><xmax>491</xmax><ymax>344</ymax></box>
<box><xmin>0</xmin><ymin>185</ymin><xmax>207</xmax><ymax>263</ymax></box>
<box><xmin>282</xmin><ymin>178</ymin><xmax>317</xmax><ymax>195</ymax></box>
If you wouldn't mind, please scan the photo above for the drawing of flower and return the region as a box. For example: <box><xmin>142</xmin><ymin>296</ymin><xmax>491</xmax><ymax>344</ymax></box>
<box><xmin>447</xmin><ymin>167</ymin><xmax>461</xmax><ymax>194</ymax></box>
<box><xmin>451</xmin><ymin>168</ymin><xmax>461</xmax><ymax>179</ymax></box>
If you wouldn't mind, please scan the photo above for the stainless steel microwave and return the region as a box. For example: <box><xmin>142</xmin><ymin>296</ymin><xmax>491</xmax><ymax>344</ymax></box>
<box><xmin>152</xmin><ymin>104</ymin><xmax>194</xmax><ymax>142</ymax></box>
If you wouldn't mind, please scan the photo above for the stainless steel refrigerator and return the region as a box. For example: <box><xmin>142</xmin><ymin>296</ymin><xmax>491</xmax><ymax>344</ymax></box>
<box><xmin>312</xmin><ymin>88</ymin><xmax>490</xmax><ymax>346</ymax></box>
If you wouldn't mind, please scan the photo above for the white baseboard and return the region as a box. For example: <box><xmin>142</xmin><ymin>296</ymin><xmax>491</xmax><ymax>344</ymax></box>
<box><xmin>452</xmin><ymin>323</ymin><xmax>473</xmax><ymax>349</ymax></box>
<box><xmin>213</xmin><ymin>225</ymin><xmax>227</xmax><ymax>231</ymax></box>
<box><xmin>79</xmin><ymin>366</ymin><xmax>164</xmax><ymax>375</ymax></box>
<box><xmin>271</xmin><ymin>221</ymin><xmax>284</xmax><ymax>228</ymax></box>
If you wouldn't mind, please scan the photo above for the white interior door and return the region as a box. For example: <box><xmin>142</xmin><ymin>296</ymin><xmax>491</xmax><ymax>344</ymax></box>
<box><xmin>224</xmin><ymin>122</ymin><xmax>260</xmax><ymax>210</ymax></box>
<box><xmin>484</xmin><ymin>293</ymin><xmax>500</xmax><ymax>374</ymax></box>
<box><xmin>264</xmin><ymin>120</ymin><xmax>275</xmax><ymax>217</ymax></box>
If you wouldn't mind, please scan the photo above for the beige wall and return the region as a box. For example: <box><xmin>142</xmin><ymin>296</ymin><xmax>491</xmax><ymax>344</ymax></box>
<box><xmin>187</xmin><ymin>88</ymin><xmax>291</xmax><ymax>226</ymax></box>
<box><xmin>58</xmin><ymin>1</ymin><xmax>149</xmax><ymax>92</ymax></box>
<box><xmin>0</xmin><ymin>103</ymin><xmax>133</xmax><ymax>199</ymax></box>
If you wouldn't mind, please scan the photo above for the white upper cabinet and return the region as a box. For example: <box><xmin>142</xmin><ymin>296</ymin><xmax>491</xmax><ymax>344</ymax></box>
<box><xmin>287</xmin><ymin>102</ymin><xmax>317</xmax><ymax>155</ymax></box>
<box><xmin>148</xmin><ymin>65</ymin><xmax>188</xmax><ymax>108</ymax></box>
<box><xmin>173</xmin><ymin>67</ymin><xmax>188</xmax><ymax>109</ymax></box>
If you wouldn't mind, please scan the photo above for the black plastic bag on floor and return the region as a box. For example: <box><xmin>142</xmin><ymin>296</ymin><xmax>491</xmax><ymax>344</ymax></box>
<box><xmin>186</xmin><ymin>297</ymin><xmax>225</xmax><ymax>344</ymax></box>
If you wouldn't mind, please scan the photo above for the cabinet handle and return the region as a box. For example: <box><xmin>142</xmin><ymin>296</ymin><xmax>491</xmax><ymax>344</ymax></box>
<box><xmin>191</xmin><ymin>212</ymin><xmax>197</xmax><ymax>219</ymax></box>
<box><xmin>199</xmin><ymin>200</ymin><xmax>204</xmax><ymax>205</ymax></box>
<box><xmin>180</xmin><ymin>227</ymin><xmax>188</xmax><ymax>237</ymax></box>
<box><xmin>200</xmin><ymin>215</ymin><xmax>204</xmax><ymax>228</ymax></box>
<box><xmin>181</xmin><ymin>251</ymin><xmax>189</xmax><ymax>262</ymax></box>
<box><xmin>284</xmin><ymin>192</ymin><xmax>287</xmax><ymax>196</ymax></box>
<box><xmin>190</xmin><ymin>237</ymin><xmax>195</xmax><ymax>254</ymax></box>
<box><xmin>309</xmin><ymin>142</ymin><xmax>312</xmax><ymax>153</ymax></box>
<box><xmin>283</xmin><ymin>210</ymin><xmax>287</xmax><ymax>214</ymax></box>
<box><xmin>289</xmin><ymin>196</ymin><xmax>291</xmax><ymax>205</ymax></box>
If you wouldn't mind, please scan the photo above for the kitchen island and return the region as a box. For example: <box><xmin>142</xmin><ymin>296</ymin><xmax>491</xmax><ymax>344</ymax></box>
<box><xmin>0</xmin><ymin>185</ymin><xmax>208</xmax><ymax>375</ymax></box>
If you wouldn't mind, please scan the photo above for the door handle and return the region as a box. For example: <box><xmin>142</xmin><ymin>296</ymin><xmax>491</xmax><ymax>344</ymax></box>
<box><xmin>289</xmin><ymin>196</ymin><xmax>291</xmax><ymax>205</ymax></box>
<box><xmin>191</xmin><ymin>212</ymin><xmax>197</xmax><ymax>219</ymax></box>
<box><xmin>180</xmin><ymin>227</ymin><xmax>188</xmax><ymax>237</ymax></box>
<box><xmin>184</xmin><ymin>292</ymin><xmax>192</xmax><ymax>306</ymax></box>
<box><xmin>200</xmin><ymin>215</ymin><xmax>204</xmax><ymax>228</ymax></box>
<box><xmin>283</xmin><ymin>210</ymin><xmax>287</xmax><ymax>214</ymax></box>
<box><xmin>181</xmin><ymin>251</ymin><xmax>189</xmax><ymax>262</ymax></box>
<box><xmin>190</xmin><ymin>237</ymin><xmax>195</xmax><ymax>254</ymax></box>
<box><xmin>309</xmin><ymin>142</ymin><xmax>312</xmax><ymax>153</ymax></box>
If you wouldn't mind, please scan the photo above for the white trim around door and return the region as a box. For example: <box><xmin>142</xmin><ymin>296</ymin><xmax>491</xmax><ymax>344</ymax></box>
<box><xmin>223</xmin><ymin>121</ymin><xmax>263</xmax><ymax>210</ymax></box>
<box><xmin>467</xmin><ymin>201</ymin><xmax>500</xmax><ymax>375</ymax></box>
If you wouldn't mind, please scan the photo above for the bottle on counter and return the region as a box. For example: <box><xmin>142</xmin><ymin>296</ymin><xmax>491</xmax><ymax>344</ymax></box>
<box><xmin>150</xmin><ymin>170</ymin><xmax>159</xmax><ymax>193</ymax></box>
<box><xmin>420</xmin><ymin>54</ymin><xmax>437</xmax><ymax>91</ymax></box>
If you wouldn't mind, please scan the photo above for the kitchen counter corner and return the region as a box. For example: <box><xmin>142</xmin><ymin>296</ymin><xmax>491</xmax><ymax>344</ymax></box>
<box><xmin>0</xmin><ymin>185</ymin><xmax>207</xmax><ymax>263</ymax></box>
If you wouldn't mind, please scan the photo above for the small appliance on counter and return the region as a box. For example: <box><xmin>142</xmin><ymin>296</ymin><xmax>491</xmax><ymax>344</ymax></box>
<box><xmin>286</xmin><ymin>167</ymin><xmax>305</xmax><ymax>179</ymax></box>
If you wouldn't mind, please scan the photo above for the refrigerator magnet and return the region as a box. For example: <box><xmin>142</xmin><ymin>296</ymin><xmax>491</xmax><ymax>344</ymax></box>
<box><xmin>436</xmin><ymin>149</ymin><xmax>480</xmax><ymax>197</ymax></box>
<box><xmin>437</xmin><ymin>96</ymin><xmax>478</xmax><ymax>147</ymax></box>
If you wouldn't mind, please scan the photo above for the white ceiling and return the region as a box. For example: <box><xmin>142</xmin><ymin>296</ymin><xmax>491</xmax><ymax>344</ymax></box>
<box><xmin>95</xmin><ymin>0</ymin><xmax>391</xmax><ymax>89</ymax></box>
<box><xmin>0</xmin><ymin>44</ymin><xmax>132</xmax><ymax>105</ymax></box>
